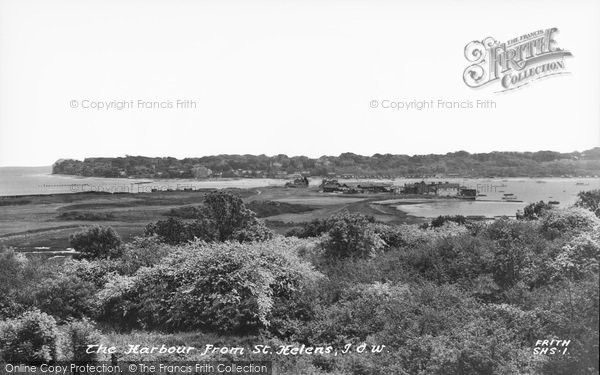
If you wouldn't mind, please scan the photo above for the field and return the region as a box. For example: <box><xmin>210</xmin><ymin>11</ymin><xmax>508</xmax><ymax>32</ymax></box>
<box><xmin>1</xmin><ymin>186</ymin><xmax>598</xmax><ymax>374</ymax></box>
<box><xmin>0</xmin><ymin>187</ymin><xmax>426</xmax><ymax>253</ymax></box>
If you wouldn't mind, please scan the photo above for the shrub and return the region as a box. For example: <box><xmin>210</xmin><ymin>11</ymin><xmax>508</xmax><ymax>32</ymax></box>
<box><xmin>0</xmin><ymin>249</ymin><xmax>29</xmax><ymax>318</ymax></box>
<box><xmin>111</xmin><ymin>236</ymin><xmax>171</xmax><ymax>275</ymax></box>
<box><xmin>146</xmin><ymin>192</ymin><xmax>273</xmax><ymax>244</ymax></box>
<box><xmin>551</xmin><ymin>232</ymin><xmax>600</xmax><ymax>280</ymax></box>
<box><xmin>61</xmin><ymin>319</ymin><xmax>104</xmax><ymax>362</ymax></box>
<box><xmin>95</xmin><ymin>274</ymin><xmax>138</xmax><ymax>330</ymax></box>
<box><xmin>0</xmin><ymin>310</ymin><xmax>60</xmax><ymax>362</ymax></box>
<box><xmin>285</xmin><ymin>218</ymin><xmax>331</xmax><ymax>238</ymax></box>
<box><xmin>575</xmin><ymin>189</ymin><xmax>600</xmax><ymax>217</ymax></box>
<box><xmin>102</xmin><ymin>237</ymin><xmax>322</xmax><ymax>333</ymax></box>
<box><xmin>540</xmin><ymin>207</ymin><xmax>600</xmax><ymax>240</ymax></box>
<box><xmin>70</xmin><ymin>225</ymin><xmax>123</xmax><ymax>259</ymax></box>
<box><xmin>322</xmin><ymin>213</ymin><xmax>385</xmax><ymax>259</ymax></box>
<box><xmin>516</xmin><ymin>201</ymin><xmax>554</xmax><ymax>220</ymax></box>
<box><xmin>430</xmin><ymin>215</ymin><xmax>468</xmax><ymax>228</ymax></box>
<box><xmin>0</xmin><ymin>250</ymin><xmax>60</xmax><ymax>319</ymax></box>
<box><xmin>32</xmin><ymin>273</ymin><xmax>98</xmax><ymax>321</ymax></box>
<box><xmin>371</xmin><ymin>224</ymin><xmax>406</xmax><ymax>249</ymax></box>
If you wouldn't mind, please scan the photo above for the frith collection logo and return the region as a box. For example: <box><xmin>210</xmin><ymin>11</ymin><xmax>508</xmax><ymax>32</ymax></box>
<box><xmin>463</xmin><ymin>28</ymin><xmax>572</xmax><ymax>92</ymax></box>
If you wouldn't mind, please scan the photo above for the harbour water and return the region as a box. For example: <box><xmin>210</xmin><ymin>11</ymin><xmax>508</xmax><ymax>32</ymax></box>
<box><xmin>1</xmin><ymin>167</ymin><xmax>599</xmax><ymax>218</ymax></box>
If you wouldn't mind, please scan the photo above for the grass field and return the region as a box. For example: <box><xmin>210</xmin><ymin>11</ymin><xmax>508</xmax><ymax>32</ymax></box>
<box><xmin>0</xmin><ymin>187</ymin><xmax>426</xmax><ymax>252</ymax></box>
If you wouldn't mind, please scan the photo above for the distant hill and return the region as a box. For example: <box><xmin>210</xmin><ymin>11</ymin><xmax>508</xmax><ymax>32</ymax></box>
<box><xmin>52</xmin><ymin>148</ymin><xmax>600</xmax><ymax>179</ymax></box>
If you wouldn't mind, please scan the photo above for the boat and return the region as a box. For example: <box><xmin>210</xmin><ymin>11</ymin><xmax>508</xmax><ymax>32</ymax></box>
<box><xmin>501</xmin><ymin>193</ymin><xmax>520</xmax><ymax>202</ymax></box>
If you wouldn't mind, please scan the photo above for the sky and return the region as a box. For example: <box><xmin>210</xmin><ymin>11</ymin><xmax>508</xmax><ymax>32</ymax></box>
<box><xmin>0</xmin><ymin>0</ymin><xmax>599</xmax><ymax>166</ymax></box>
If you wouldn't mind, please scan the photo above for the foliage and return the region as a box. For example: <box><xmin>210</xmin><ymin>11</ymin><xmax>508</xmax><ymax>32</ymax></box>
<box><xmin>321</xmin><ymin>213</ymin><xmax>385</xmax><ymax>259</ymax></box>
<box><xmin>61</xmin><ymin>319</ymin><xmax>104</xmax><ymax>362</ymax></box>
<box><xmin>551</xmin><ymin>232</ymin><xmax>600</xmax><ymax>280</ymax></box>
<box><xmin>0</xmin><ymin>310</ymin><xmax>60</xmax><ymax>362</ymax></box>
<box><xmin>70</xmin><ymin>225</ymin><xmax>123</xmax><ymax>259</ymax></box>
<box><xmin>285</xmin><ymin>218</ymin><xmax>331</xmax><ymax>238</ymax></box>
<box><xmin>98</xmin><ymin>237</ymin><xmax>322</xmax><ymax>334</ymax></box>
<box><xmin>53</xmin><ymin>147</ymin><xmax>600</xmax><ymax>178</ymax></box>
<box><xmin>32</xmin><ymin>272</ymin><xmax>98</xmax><ymax>321</ymax></box>
<box><xmin>144</xmin><ymin>217</ymin><xmax>208</xmax><ymax>245</ymax></box>
<box><xmin>540</xmin><ymin>207</ymin><xmax>600</xmax><ymax>239</ymax></box>
<box><xmin>0</xmin><ymin>250</ymin><xmax>59</xmax><ymax>319</ymax></box>
<box><xmin>516</xmin><ymin>201</ymin><xmax>554</xmax><ymax>220</ymax></box>
<box><xmin>201</xmin><ymin>191</ymin><xmax>267</xmax><ymax>241</ymax></box>
<box><xmin>3</xmin><ymin>205</ymin><xmax>599</xmax><ymax>372</ymax></box>
<box><xmin>430</xmin><ymin>215</ymin><xmax>468</xmax><ymax>228</ymax></box>
<box><xmin>575</xmin><ymin>188</ymin><xmax>600</xmax><ymax>217</ymax></box>
<box><xmin>146</xmin><ymin>191</ymin><xmax>273</xmax><ymax>244</ymax></box>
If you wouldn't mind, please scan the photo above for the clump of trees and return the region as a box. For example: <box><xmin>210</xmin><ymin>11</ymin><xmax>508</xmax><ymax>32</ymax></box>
<box><xmin>145</xmin><ymin>191</ymin><xmax>273</xmax><ymax>244</ymax></box>
<box><xmin>1</xmin><ymin>193</ymin><xmax>599</xmax><ymax>373</ymax></box>
<box><xmin>52</xmin><ymin>147</ymin><xmax>600</xmax><ymax>178</ymax></box>
<box><xmin>97</xmin><ymin>238</ymin><xmax>321</xmax><ymax>334</ymax></box>
<box><xmin>0</xmin><ymin>310</ymin><xmax>103</xmax><ymax>362</ymax></box>
<box><xmin>575</xmin><ymin>189</ymin><xmax>600</xmax><ymax>217</ymax></box>
<box><xmin>516</xmin><ymin>201</ymin><xmax>555</xmax><ymax>220</ymax></box>
<box><xmin>70</xmin><ymin>225</ymin><xmax>122</xmax><ymax>259</ymax></box>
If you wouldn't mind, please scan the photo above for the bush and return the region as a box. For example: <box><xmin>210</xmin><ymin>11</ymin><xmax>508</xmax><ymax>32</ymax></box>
<box><xmin>322</xmin><ymin>213</ymin><xmax>385</xmax><ymax>259</ymax></box>
<box><xmin>146</xmin><ymin>191</ymin><xmax>273</xmax><ymax>244</ymax></box>
<box><xmin>575</xmin><ymin>189</ymin><xmax>600</xmax><ymax>217</ymax></box>
<box><xmin>32</xmin><ymin>273</ymin><xmax>98</xmax><ymax>321</ymax></box>
<box><xmin>551</xmin><ymin>232</ymin><xmax>600</xmax><ymax>280</ymax></box>
<box><xmin>61</xmin><ymin>319</ymin><xmax>104</xmax><ymax>362</ymax></box>
<box><xmin>144</xmin><ymin>218</ymin><xmax>205</xmax><ymax>245</ymax></box>
<box><xmin>70</xmin><ymin>225</ymin><xmax>123</xmax><ymax>259</ymax></box>
<box><xmin>0</xmin><ymin>250</ymin><xmax>60</xmax><ymax>319</ymax></box>
<box><xmin>541</xmin><ymin>207</ymin><xmax>600</xmax><ymax>239</ymax></box>
<box><xmin>430</xmin><ymin>215</ymin><xmax>468</xmax><ymax>228</ymax></box>
<box><xmin>99</xmin><ymin>237</ymin><xmax>322</xmax><ymax>333</ymax></box>
<box><xmin>371</xmin><ymin>224</ymin><xmax>406</xmax><ymax>249</ymax></box>
<box><xmin>0</xmin><ymin>250</ymin><xmax>29</xmax><ymax>318</ymax></box>
<box><xmin>516</xmin><ymin>201</ymin><xmax>554</xmax><ymax>220</ymax></box>
<box><xmin>0</xmin><ymin>310</ymin><xmax>60</xmax><ymax>362</ymax></box>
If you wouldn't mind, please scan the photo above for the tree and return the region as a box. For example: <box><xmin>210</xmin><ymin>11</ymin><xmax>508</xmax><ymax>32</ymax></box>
<box><xmin>70</xmin><ymin>226</ymin><xmax>122</xmax><ymax>259</ymax></box>
<box><xmin>0</xmin><ymin>310</ymin><xmax>60</xmax><ymax>362</ymax></box>
<box><xmin>201</xmin><ymin>191</ymin><xmax>258</xmax><ymax>241</ymax></box>
<box><xmin>575</xmin><ymin>189</ymin><xmax>600</xmax><ymax>217</ymax></box>
<box><xmin>146</xmin><ymin>191</ymin><xmax>273</xmax><ymax>244</ymax></box>
<box><xmin>101</xmin><ymin>238</ymin><xmax>321</xmax><ymax>333</ymax></box>
<box><xmin>430</xmin><ymin>215</ymin><xmax>468</xmax><ymax>227</ymax></box>
<box><xmin>516</xmin><ymin>201</ymin><xmax>554</xmax><ymax>220</ymax></box>
<box><xmin>322</xmin><ymin>213</ymin><xmax>384</xmax><ymax>259</ymax></box>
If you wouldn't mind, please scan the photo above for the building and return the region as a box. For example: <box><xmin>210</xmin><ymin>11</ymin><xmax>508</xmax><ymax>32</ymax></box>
<box><xmin>459</xmin><ymin>188</ymin><xmax>477</xmax><ymax>199</ymax></box>
<box><xmin>435</xmin><ymin>182</ymin><xmax>460</xmax><ymax>196</ymax></box>
<box><xmin>402</xmin><ymin>181</ymin><xmax>461</xmax><ymax>196</ymax></box>
<box><xmin>285</xmin><ymin>176</ymin><xmax>309</xmax><ymax>188</ymax></box>
<box><xmin>321</xmin><ymin>179</ymin><xmax>349</xmax><ymax>192</ymax></box>
<box><xmin>357</xmin><ymin>183</ymin><xmax>393</xmax><ymax>193</ymax></box>
<box><xmin>402</xmin><ymin>181</ymin><xmax>435</xmax><ymax>195</ymax></box>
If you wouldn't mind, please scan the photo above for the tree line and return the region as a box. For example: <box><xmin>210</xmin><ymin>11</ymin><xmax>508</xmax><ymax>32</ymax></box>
<box><xmin>51</xmin><ymin>148</ymin><xmax>600</xmax><ymax>178</ymax></box>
